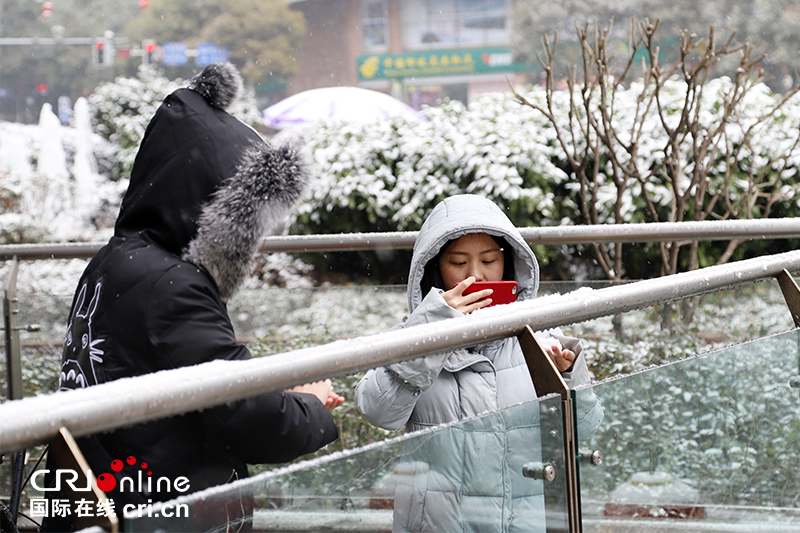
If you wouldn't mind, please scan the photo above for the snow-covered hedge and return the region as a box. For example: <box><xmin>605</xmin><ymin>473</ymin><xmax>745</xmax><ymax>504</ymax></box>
<box><xmin>294</xmin><ymin>95</ymin><xmax>569</xmax><ymax>234</ymax></box>
<box><xmin>80</xmin><ymin>69</ymin><xmax>800</xmax><ymax>279</ymax></box>
<box><xmin>295</xmin><ymin>79</ymin><xmax>800</xmax><ymax>278</ymax></box>
<box><xmin>301</xmin><ymin>79</ymin><xmax>797</xmax><ymax>227</ymax></box>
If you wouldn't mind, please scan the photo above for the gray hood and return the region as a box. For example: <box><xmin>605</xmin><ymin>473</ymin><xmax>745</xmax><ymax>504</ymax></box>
<box><xmin>408</xmin><ymin>194</ymin><xmax>539</xmax><ymax>312</ymax></box>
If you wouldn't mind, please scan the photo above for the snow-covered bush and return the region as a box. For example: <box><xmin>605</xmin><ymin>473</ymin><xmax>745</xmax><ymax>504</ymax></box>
<box><xmin>88</xmin><ymin>65</ymin><xmax>262</xmax><ymax>181</ymax></box>
<box><xmin>88</xmin><ymin>66</ymin><xmax>182</xmax><ymax>181</ymax></box>
<box><xmin>295</xmin><ymin>95</ymin><xmax>569</xmax><ymax>235</ymax></box>
<box><xmin>295</xmin><ymin>78</ymin><xmax>800</xmax><ymax>280</ymax></box>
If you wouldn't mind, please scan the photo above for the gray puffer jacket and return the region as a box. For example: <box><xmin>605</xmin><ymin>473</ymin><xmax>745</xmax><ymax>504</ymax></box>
<box><xmin>355</xmin><ymin>194</ymin><xmax>604</xmax><ymax>532</ymax></box>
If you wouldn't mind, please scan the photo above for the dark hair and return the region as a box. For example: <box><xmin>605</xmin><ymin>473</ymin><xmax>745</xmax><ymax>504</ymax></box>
<box><xmin>419</xmin><ymin>234</ymin><xmax>515</xmax><ymax>296</ymax></box>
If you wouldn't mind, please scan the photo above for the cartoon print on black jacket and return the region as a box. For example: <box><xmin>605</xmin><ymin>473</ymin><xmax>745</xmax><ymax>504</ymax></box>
<box><xmin>59</xmin><ymin>280</ymin><xmax>104</xmax><ymax>389</ymax></box>
<box><xmin>42</xmin><ymin>63</ymin><xmax>338</xmax><ymax>532</ymax></box>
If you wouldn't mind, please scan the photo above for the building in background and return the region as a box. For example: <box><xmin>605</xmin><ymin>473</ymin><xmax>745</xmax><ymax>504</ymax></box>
<box><xmin>286</xmin><ymin>0</ymin><xmax>535</xmax><ymax>108</ymax></box>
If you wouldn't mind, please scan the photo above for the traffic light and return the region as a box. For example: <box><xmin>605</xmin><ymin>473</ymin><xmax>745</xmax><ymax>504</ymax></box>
<box><xmin>41</xmin><ymin>2</ymin><xmax>54</xmax><ymax>19</ymax></box>
<box><xmin>92</xmin><ymin>37</ymin><xmax>114</xmax><ymax>68</ymax></box>
<box><xmin>142</xmin><ymin>40</ymin><xmax>157</xmax><ymax>66</ymax></box>
<box><xmin>93</xmin><ymin>38</ymin><xmax>106</xmax><ymax>67</ymax></box>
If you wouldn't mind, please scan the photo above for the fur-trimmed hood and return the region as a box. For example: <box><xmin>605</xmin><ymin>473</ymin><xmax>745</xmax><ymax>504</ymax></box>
<box><xmin>182</xmin><ymin>144</ymin><xmax>308</xmax><ymax>301</ymax></box>
<box><xmin>114</xmin><ymin>63</ymin><xmax>308</xmax><ymax>301</ymax></box>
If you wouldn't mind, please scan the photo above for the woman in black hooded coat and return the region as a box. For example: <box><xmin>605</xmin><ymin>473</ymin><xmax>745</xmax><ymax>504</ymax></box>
<box><xmin>42</xmin><ymin>63</ymin><xmax>339</xmax><ymax>531</ymax></box>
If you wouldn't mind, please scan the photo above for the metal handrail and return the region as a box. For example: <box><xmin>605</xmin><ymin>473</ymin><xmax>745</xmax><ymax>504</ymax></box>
<box><xmin>2</xmin><ymin>248</ymin><xmax>800</xmax><ymax>454</ymax></box>
<box><xmin>2</xmin><ymin>217</ymin><xmax>800</xmax><ymax>259</ymax></box>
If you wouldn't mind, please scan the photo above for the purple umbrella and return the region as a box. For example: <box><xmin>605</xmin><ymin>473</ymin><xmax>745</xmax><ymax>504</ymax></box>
<box><xmin>262</xmin><ymin>86</ymin><xmax>423</xmax><ymax>130</ymax></box>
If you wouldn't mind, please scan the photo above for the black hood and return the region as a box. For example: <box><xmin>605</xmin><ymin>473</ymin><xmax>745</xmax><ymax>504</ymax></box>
<box><xmin>114</xmin><ymin>64</ymin><xmax>261</xmax><ymax>256</ymax></box>
<box><xmin>113</xmin><ymin>63</ymin><xmax>310</xmax><ymax>301</ymax></box>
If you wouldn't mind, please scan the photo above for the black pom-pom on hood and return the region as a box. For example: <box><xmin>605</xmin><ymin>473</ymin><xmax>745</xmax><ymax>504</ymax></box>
<box><xmin>188</xmin><ymin>62</ymin><xmax>243</xmax><ymax>110</ymax></box>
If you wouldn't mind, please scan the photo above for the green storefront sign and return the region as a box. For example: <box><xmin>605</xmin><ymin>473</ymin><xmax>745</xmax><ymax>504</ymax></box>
<box><xmin>357</xmin><ymin>47</ymin><xmax>533</xmax><ymax>80</ymax></box>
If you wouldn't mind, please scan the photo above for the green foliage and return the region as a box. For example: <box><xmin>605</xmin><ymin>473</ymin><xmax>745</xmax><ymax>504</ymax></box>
<box><xmin>581</xmin><ymin>332</ymin><xmax>800</xmax><ymax>508</ymax></box>
<box><xmin>124</xmin><ymin>0</ymin><xmax>305</xmax><ymax>87</ymax></box>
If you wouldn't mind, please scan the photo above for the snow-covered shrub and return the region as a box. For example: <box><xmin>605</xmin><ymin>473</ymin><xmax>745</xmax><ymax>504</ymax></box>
<box><xmin>247</xmin><ymin>252</ymin><xmax>316</xmax><ymax>289</ymax></box>
<box><xmin>295</xmin><ymin>95</ymin><xmax>569</xmax><ymax>235</ymax></box>
<box><xmin>296</xmin><ymin>78</ymin><xmax>800</xmax><ymax>280</ymax></box>
<box><xmin>88</xmin><ymin>65</ymin><xmax>262</xmax><ymax>181</ymax></box>
<box><xmin>88</xmin><ymin>66</ymin><xmax>181</xmax><ymax>181</ymax></box>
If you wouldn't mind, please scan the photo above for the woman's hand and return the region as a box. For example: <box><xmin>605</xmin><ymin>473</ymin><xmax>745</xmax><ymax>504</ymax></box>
<box><xmin>325</xmin><ymin>390</ymin><xmax>345</xmax><ymax>412</ymax></box>
<box><xmin>546</xmin><ymin>345</ymin><xmax>576</xmax><ymax>372</ymax></box>
<box><xmin>441</xmin><ymin>276</ymin><xmax>494</xmax><ymax>314</ymax></box>
<box><xmin>287</xmin><ymin>379</ymin><xmax>344</xmax><ymax>412</ymax></box>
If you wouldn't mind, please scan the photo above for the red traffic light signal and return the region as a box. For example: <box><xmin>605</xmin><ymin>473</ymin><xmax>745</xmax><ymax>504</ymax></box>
<box><xmin>93</xmin><ymin>37</ymin><xmax>114</xmax><ymax>68</ymax></box>
<box><xmin>93</xmin><ymin>39</ymin><xmax>105</xmax><ymax>66</ymax></box>
<box><xmin>41</xmin><ymin>2</ymin><xmax>54</xmax><ymax>18</ymax></box>
<box><xmin>142</xmin><ymin>40</ymin><xmax>158</xmax><ymax>65</ymax></box>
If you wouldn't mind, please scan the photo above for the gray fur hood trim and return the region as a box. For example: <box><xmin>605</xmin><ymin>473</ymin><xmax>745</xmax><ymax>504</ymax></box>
<box><xmin>182</xmin><ymin>143</ymin><xmax>310</xmax><ymax>301</ymax></box>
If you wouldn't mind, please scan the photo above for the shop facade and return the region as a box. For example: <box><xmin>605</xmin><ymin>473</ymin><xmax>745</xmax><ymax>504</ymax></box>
<box><xmin>286</xmin><ymin>0</ymin><xmax>534</xmax><ymax>107</ymax></box>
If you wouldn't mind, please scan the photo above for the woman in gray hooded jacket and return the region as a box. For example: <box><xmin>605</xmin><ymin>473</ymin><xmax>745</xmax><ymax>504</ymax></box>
<box><xmin>355</xmin><ymin>194</ymin><xmax>603</xmax><ymax>532</ymax></box>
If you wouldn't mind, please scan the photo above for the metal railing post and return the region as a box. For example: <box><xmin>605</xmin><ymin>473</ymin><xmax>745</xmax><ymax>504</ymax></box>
<box><xmin>519</xmin><ymin>327</ymin><xmax>581</xmax><ymax>533</ymax></box>
<box><xmin>3</xmin><ymin>256</ymin><xmax>25</xmax><ymax>525</ymax></box>
<box><xmin>3</xmin><ymin>255</ymin><xmax>22</xmax><ymax>401</ymax></box>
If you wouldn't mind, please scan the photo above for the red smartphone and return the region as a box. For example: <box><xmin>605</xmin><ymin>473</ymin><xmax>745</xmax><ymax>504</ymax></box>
<box><xmin>461</xmin><ymin>281</ymin><xmax>518</xmax><ymax>307</ymax></box>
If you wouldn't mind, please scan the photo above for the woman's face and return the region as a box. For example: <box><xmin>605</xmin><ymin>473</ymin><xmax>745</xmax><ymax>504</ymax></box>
<box><xmin>438</xmin><ymin>232</ymin><xmax>505</xmax><ymax>289</ymax></box>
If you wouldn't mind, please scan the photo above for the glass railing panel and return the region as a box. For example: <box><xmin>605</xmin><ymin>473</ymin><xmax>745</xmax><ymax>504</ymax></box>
<box><xmin>577</xmin><ymin>329</ymin><xmax>800</xmax><ymax>531</ymax></box>
<box><xmin>125</xmin><ymin>394</ymin><xmax>570</xmax><ymax>533</ymax></box>
<box><xmin>5</xmin><ymin>275</ymin><xmax>798</xmax><ymax>527</ymax></box>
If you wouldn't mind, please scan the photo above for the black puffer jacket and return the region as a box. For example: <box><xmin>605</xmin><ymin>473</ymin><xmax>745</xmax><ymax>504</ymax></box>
<box><xmin>46</xmin><ymin>64</ymin><xmax>337</xmax><ymax>523</ymax></box>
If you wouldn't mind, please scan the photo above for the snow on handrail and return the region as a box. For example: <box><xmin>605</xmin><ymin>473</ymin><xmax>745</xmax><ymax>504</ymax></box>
<box><xmin>2</xmin><ymin>249</ymin><xmax>800</xmax><ymax>454</ymax></box>
<box><xmin>2</xmin><ymin>217</ymin><xmax>800</xmax><ymax>259</ymax></box>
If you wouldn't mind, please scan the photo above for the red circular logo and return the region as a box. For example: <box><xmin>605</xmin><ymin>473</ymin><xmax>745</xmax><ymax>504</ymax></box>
<box><xmin>110</xmin><ymin>459</ymin><xmax>123</xmax><ymax>472</ymax></box>
<box><xmin>126</xmin><ymin>456</ymin><xmax>137</xmax><ymax>466</ymax></box>
<box><xmin>96</xmin><ymin>473</ymin><xmax>116</xmax><ymax>493</ymax></box>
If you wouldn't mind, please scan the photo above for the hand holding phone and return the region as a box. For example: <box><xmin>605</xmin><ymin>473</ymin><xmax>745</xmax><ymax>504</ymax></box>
<box><xmin>443</xmin><ymin>278</ymin><xmax>519</xmax><ymax>314</ymax></box>
<box><xmin>461</xmin><ymin>281</ymin><xmax>518</xmax><ymax>307</ymax></box>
